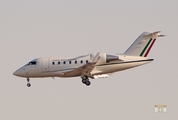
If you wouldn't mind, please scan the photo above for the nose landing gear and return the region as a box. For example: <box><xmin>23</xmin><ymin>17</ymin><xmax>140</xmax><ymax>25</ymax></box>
<box><xmin>27</xmin><ymin>78</ymin><xmax>31</xmax><ymax>87</ymax></box>
<box><xmin>82</xmin><ymin>75</ymin><xmax>91</xmax><ymax>86</ymax></box>
<box><xmin>27</xmin><ymin>83</ymin><xmax>31</xmax><ymax>87</ymax></box>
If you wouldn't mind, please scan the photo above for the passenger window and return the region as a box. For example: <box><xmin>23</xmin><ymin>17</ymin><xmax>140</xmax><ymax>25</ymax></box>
<box><xmin>69</xmin><ymin>61</ymin><xmax>71</xmax><ymax>64</ymax></box>
<box><xmin>58</xmin><ymin>61</ymin><xmax>60</xmax><ymax>65</ymax></box>
<box><xmin>63</xmin><ymin>61</ymin><xmax>66</xmax><ymax>64</ymax></box>
<box><xmin>86</xmin><ymin>60</ymin><xmax>88</xmax><ymax>63</ymax></box>
<box><xmin>75</xmin><ymin>61</ymin><xmax>77</xmax><ymax>64</ymax></box>
<box><xmin>81</xmin><ymin>60</ymin><xmax>83</xmax><ymax>64</ymax></box>
<box><xmin>52</xmin><ymin>62</ymin><xmax>55</xmax><ymax>65</ymax></box>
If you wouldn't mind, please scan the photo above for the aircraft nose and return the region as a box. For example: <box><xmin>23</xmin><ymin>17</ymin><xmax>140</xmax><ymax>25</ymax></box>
<box><xmin>13</xmin><ymin>70</ymin><xmax>20</xmax><ymax>76</ymax></box>
<box><xmin>13</xmin><ymin>69</ymin><xmax>22</xmax><ymax>77</ymax></box>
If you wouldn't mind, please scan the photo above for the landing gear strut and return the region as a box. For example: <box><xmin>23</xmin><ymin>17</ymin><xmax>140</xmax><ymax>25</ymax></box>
<box><xmin>27</xmin><ymin>78</ymin><xmax>31</xmax><ymax>87</ymax></box>
<box><xmin>82</xmin><ymin>75</ymin><xmax>91</xmax><ymax>86</ymax></box>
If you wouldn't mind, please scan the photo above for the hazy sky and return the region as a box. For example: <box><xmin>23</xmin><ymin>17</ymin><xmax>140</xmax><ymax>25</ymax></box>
<box><xmin>0</xmin><ymin>0</ymin><xmax>177</xmax><ymax>120</ymax></box>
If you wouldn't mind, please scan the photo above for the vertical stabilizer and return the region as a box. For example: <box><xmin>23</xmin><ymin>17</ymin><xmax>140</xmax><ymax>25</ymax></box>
<box><xmin>124</xmin><ymin>31</ymin><xmax>165</xmax><ymax>57</ymax></box>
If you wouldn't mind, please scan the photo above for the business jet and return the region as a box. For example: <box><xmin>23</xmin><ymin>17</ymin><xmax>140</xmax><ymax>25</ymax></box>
<box><xmin>13</xmin><ymin>31</ymin><xmax>164</xmax><ymax>87</ymax></box>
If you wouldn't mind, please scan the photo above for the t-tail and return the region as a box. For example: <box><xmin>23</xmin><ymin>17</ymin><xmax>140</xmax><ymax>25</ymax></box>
<box><xmin>124</xmin><ymin>31</ymin><xmax>165</xmax><ymax>57</ymax></box>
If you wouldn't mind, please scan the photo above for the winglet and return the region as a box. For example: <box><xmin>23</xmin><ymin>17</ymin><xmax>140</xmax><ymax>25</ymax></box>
<box><xmin>92</xmin><ymin>52</ymin><xmax>100</xmax><ymax>63</ymax></box>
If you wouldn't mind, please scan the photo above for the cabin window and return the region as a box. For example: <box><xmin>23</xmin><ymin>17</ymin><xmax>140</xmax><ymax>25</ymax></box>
<box><xmin>81</xmin><ymin>60</ymin><xmax>83</xmax><ymax>64</ymax></box>
<box><xmin>63</xmin><ymin>61</ymin><xmax>66</xmax><ymax>64</ymax></box>
<box><xmin>58</xmin><ymin>61</ymin><xmax>60</xmax><ymax>65</ymax></box>
<box><xmin>69</xmin><ymin>61</ymin><xmax>71</xmax><ymax>64</ymax></box>
<box><xmin>86</xmin><ymin>60</ymin><xmax>88</xmax><ymax>63</ymax></box>
<box><xmin>52</xmin><ymin>62</ymin><xmax>55</xmax><ymax>65</ymax></box>
<box><xmin>75</xmin><ymin>61</ymin><xmax>77</xmax><ymax>64</ymax></box>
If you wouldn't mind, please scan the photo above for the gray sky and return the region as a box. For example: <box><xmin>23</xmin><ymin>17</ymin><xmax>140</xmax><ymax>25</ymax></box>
<box><xmin>0</xmin><ymin>0</ymin><xmax>177</xmax><ymax>120</ymax></box>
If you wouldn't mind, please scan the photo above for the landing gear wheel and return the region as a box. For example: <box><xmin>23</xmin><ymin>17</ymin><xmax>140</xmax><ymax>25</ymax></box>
<box><xmin>85</xmin><ymin>81</ymin><xmax>91</xmax><ymax>86</ymax></box>
<box><xmin>27</xmin><ymin>83</ymin><xmax>31</xmax><ymax>87</ymax></box>
<box><xmin>82</xmin><ymin>75</ymin><xmax>88</xmax><ymax>80</ymax></box>
<box><xmin>82</xmin><ymin>79</ymin><xmax>87</xmax><ymax>84</ymax></box>
<box><xmin>81</xmin><ymin>75</ymin><xmax>91</xmax><ymax>86</ymax></box>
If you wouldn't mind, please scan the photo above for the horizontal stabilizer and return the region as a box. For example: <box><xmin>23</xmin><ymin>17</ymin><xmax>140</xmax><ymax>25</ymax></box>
<box><xmin>143</xmin><ymin>31</ymin><xmax>165</xmax><ymax>38</ymax></box>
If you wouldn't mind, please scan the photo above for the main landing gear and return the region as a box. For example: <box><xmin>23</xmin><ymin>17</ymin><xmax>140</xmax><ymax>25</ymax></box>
<box><xmin>82</xmin><ymin>75</ymin><xmax>91</xmax><ymax>86</ymax></box>
<box><xmin>27</xmin><ymin>78</ymin><xmax>31</xmax><ymax>87</ymax></box>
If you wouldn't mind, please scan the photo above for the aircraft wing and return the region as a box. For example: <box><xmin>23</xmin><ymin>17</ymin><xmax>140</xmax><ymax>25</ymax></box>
<box><xmin>62</xmin><ymin>53</ymin><xmax>100</xmax><ymax>78</ymax></box>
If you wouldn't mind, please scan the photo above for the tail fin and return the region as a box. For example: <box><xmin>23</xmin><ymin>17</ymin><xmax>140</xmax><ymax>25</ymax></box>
<box><xmin>124</xmin><ymin>31</ymin><xmax>165</xmax><ymax>57</ymax></box>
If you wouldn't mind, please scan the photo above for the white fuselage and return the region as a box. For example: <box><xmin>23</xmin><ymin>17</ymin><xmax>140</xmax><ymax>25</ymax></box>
<box><xmin>13</xmin><ymin>31</ymin><xmax>164</xmax><ymax>87</ymax></box>
<box><xmin>13</xmin><ymin>53</ymin><xmax>153</xmax><ymax>78</ymax></box>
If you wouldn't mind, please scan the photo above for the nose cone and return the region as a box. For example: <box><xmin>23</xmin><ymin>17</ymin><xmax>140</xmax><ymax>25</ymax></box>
<box><xmin>13</xmin><ymin>67</ymin><xmax>26</xmax><ymax>77</ymax></box>
<box><xmin>13</xmin><ymin>69</ymin><xmax>21</xmax><ymax>77</ymax></box>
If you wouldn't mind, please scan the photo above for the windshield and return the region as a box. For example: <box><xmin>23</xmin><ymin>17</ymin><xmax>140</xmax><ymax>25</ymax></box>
<box><xmin>25</xmin><ymin>61</ymin><xmax>37</xmax><ymax>66</ymax></box>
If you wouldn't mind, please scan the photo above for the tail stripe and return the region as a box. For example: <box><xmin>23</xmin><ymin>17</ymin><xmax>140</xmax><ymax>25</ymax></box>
<box><xmin>124</xmin><ymin>31</ymin><xmax>164</xmax><ymax>57</ymax></box>
<box><xmin>140</xmin><ymin>38</ymin><xmax>152</xmax><ymax>56</ymax></box>
<box><xmin>144</xmin><ymin>38</ymin><xmax>156</xmax><ymax>57</ymax></box>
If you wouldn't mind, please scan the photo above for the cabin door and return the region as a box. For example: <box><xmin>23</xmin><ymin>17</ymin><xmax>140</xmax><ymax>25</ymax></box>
<box><xmin>43</xmin><ymin>58</ymin><xmax>49</xmax><ymax>72</ymax></box>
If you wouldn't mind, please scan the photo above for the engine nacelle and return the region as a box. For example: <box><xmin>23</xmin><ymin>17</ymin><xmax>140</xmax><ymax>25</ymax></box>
<box><xmin>106</xmin><ymin>54</ymin><xmax>119</xmax><ymax>62</ymax></box>
<box><xmin>90</xmin><ymin>53</ymin><xmax>119</xmax><ymax>64</ymax></box>
<box><xmin>90</xmin><ymin>53</ymin><xmax>106</xmax><ymax>64</ymax></box>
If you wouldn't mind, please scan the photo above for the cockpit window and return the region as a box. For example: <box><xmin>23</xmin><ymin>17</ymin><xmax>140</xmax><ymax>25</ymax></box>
<box><xmin>26</xmin><ymin>61</ymin><xmax>37</xmax><ymax>66</ymax></box>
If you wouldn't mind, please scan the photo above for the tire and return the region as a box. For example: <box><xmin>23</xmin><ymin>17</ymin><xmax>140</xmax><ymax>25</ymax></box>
<box><xmin>85</xmin><ymin>81</ymin><xmax>91</xmax><ymax>86</ymax></box>
<box><xmin>27</xmin><ymin>83</ymin><xmax>31</xmax><ymax>87</ymax></box>
<box><xmin>82</xmin><ymin>75</ymin><xmax>88</xmax><ymax>80</ymax></box>
<box><xmin>82</xmin><ymin>79</ymin><xmax>87</xmax><ymax>84</ymax></box>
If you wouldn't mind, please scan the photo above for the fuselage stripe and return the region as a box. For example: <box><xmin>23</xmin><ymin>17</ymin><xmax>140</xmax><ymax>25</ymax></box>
<box><xmin>144</xmin><ymin>38</ymin><xmax>156</xmax><ymax>57</ymax></box>
<box><xmin>140</xmin><ymin>38</ymin><xmax>152</xmax><ymax>56</ymax></box>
